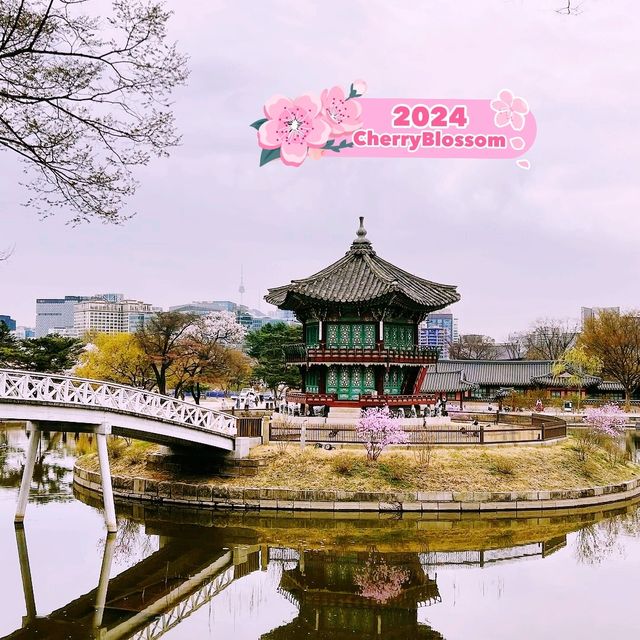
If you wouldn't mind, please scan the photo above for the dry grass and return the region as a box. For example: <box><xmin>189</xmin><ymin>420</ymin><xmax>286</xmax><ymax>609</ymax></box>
<box><xmin>226</xmin><ymin>439</ymin><xmax>640</xmax><ymax>492</ymax></box>
<box><xmin>79</xmin><ymin>438</ymin><xmax>159</xmax><ymax>477</ymax></box>
<box><xmin>79</xmin><ymin>437</ymin><xmax>640</xmax><ymax>493</ymax></box>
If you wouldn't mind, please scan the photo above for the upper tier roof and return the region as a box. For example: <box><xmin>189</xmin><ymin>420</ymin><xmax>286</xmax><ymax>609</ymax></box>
<box><xmin>265</xmin><ymin>217</ymin><xmax>460</xmax><ymax>312</ymax></box>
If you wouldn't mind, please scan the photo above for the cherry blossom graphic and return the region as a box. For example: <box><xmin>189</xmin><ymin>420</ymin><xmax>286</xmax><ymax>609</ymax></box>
<box><xmin>250</xmin><ymin>81</ymin><xmax>365</xmax><ymax>166</ymax></box>
<box><xmin>321</xmin><ymin>85</ymin><xmax>364</xmax><ymax>136</ymax></box>
<box><xmin>255</xmin><ymin>94</ymin><xmax>331</xmax><ymax>167</ymax></box>
<box><xmin>516</xmin><ymin>159</ymin><xmax>531</xmax><ymax>170</ymax></box>
<box><xmin>491</xmin><ymin>89</ymin><xmax>529</xmax><ymax>131</ymax></box>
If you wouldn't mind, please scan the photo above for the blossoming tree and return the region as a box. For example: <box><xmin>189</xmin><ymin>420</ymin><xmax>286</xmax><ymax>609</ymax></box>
<box><xmin>584</xmin><ymin>404</ymin><xmax>627</xmax><ymax>438</ymax></box>
<box><xmin>356</xmin><ymin>407</ymin><xmax>408</xmax><ymax>461</ymax></box>
<box><xmin>576</xmin><ymin>403</ymin><xmax>627</xmax><ymax>462</ymax></box>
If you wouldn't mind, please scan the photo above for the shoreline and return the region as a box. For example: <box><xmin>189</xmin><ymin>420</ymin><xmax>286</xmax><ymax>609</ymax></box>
<box><xmin>73</xmin><ymin>458</ymin><xmax>640</xmax><ymax>513</ymax></box>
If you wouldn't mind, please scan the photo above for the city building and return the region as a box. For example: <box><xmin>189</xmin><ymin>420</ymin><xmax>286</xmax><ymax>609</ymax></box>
<box><xmin>36</xmin><ymin>296</ymin><xmax>90</xmax><ymax>337</ymax></box>
<box><xmin>169</xmin><ymin>301</ymin><xmax>237</xmax><ymax>315</ymax></box>
<box><xmin>170</xmin><ymin>300</ymin><xmax>276</xmax><ymax>332</ymax></box>
<box><xmin>266</xmin><ymin>217</ymin><xmax>460</xmax><ymax>412</ymax></box>
<box><xmin>0</xmin><ymin>315</ymin><xmax>16</xmax><ymax>331</ymax></box>
<box><xmin>418</xmin><ymin>312</ymin><xmax>458</xmax><ymax>358</ymax></box>
<box><xmin>13</xmin><ymin>326</ymin><xmax>35</xmax><ymax>339</ymax></box>
<box><xmin>581</xmin><ymin>306</ymin><xmax>620</xmax><ymax>328</ymax></box>
<box><xmin>272</xmin><ymin>308</ymin><xmax>298</xmax><ymax>324</ymax></box>
<box><xmin>35</xmin><ymin>293</ymin><xmax>125</xmax><ymax>337</ymax></box>
<box><xmin>74</xmin><ymin>298</ymin><xmax>159</xmax><ymax>335</ymax></box>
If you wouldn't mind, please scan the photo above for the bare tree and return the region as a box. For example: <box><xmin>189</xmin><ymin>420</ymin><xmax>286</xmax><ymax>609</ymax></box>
<box><xmin>0</xmin><ymin>245</ymin><xmax>14</xmax><ymax>261</ymax></box>
<box><xmin>0</xmin><ymin>0</ymin><xmax>188</xmax><ymax>224</ymax></box>
<box><xmin>448</xmin><ymin>334</ymin><xmax>498</xmax><ymax>360</ymax></box>
<box><xmin>503</xmin><ymin>332</ymin><xmax>527</xmax><ymax>359</ymax></box>
<box><xmin>522</xmin><ymin>318</ymin><xmax>578</xmax><ymax>360</ymax></box>
<box><xmin>579</xmin><ymin>309</ymin><xmax>640</xmax><ymax>411</ymax></box>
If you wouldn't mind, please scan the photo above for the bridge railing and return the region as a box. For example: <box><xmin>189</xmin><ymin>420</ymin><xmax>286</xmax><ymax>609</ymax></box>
<box><xmin>0</xmin><ymin>369</ymin><xmax>237</xmax><ymax>437</ymax></box>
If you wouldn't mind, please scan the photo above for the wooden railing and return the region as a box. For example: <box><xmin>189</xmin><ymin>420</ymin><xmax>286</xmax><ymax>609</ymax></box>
<box><xmin>235</xmin><ymin>416</ymin><xmax>263</xmax><ymax>438</ymax></box>
<box><xmin>532</xmin><ymin>413</ymin><xmax>567</xmax><ymax>440</ymax></box>
<box><xmin>285</xmin><ymin>391</ymin><xmax>436</xmax><ymax>406</ymax></box>
<box><xmin>283</xmin><ymin>343</ymin><xmax>439</xmax><ymax>365</ymax></box>
<box><xmin>270</xmin><ymin>413</ymin><xmax>567</xmax><ymax>445</ymax></box>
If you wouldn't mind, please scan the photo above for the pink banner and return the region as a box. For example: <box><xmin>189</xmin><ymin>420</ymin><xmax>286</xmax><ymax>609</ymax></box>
<box><xmin>341</xmin><ymin>97</ymin><xmax>536</xmax><ymax>159</ymax></box>
<box><xmin>251</xmin><ymin>83</ymin><xmax>536</xmax><ymax>168</ymax></box>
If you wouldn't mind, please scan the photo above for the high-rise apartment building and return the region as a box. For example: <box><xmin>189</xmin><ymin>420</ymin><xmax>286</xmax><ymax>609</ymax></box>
<box><xmin>418</xmin><ymin>312</ymin><xmax>458</xmax><ymax>359</ymax></box>
<box><xmin>35</xmin><ymin>294</ymin><xmax>125</xmax><ymax>337</ymax></box>
<box><xmin>581</xmin><ymin>306</ymin><xmax>620</xmax><ymax>328</ymax></box>
<box><xmin>0</xmin><ymin>315</ymin><xmax>16</xmax><ymax>331</ymax></box>
<box><xmin>74</xmin><ymin>298</ymin><xmax>159</xmax><ymax>335</ymax></box>
<box><xmin>35</xmin><ymin>296</ymin><xmax>91</xmax><ymax>337</ymax></box>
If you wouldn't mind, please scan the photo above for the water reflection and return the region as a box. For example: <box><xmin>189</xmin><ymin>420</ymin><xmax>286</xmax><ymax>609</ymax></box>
<box><xmin>2</xmin><ymin>424</ymin><xmax>640</xmax><ymax>639</ymax></box>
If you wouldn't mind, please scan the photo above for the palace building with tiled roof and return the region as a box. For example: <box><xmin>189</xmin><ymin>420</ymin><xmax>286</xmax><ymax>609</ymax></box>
<box><xmin>266</xmin><ymin>217</ymin><xmax>460</xmax><ymax>412</ymax></box>
<box><xmin>420</xmin><ymin>360</ymin><xmax>628</xmax><ymax>405</ymax></box>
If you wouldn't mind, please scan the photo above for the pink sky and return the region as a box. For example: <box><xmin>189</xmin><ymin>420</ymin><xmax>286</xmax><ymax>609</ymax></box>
<box><xmin>1</xmin><ymin>0</ymin><xmax>638</xmax><ymax>340</ymax></box>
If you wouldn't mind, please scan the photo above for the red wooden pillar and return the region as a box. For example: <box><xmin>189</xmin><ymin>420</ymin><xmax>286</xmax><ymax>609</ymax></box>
<box><xmin>375</xmin><ymin>366</ymin><xmax>385</xmax><ymax>396</ymax></box>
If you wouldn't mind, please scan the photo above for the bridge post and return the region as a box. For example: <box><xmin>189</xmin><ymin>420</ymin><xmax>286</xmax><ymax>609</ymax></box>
<box><xmin>96</xmin><ymin>423</ymin><xmax>117</xmax><ymax>533</ymax></box>
<box><xmin>15</xmin><ymin>523</ymin><xmax>37</xmax><ymax>625</ymax></box>
<box><xmin>93</xmin><ymin>532</ymin><xmax>116</xmax><ymax>631</ymax></box>
<box><xmin>15</xmin><ymin>422</ymin><xmax>41</xmax><ymax>524</ymax></box>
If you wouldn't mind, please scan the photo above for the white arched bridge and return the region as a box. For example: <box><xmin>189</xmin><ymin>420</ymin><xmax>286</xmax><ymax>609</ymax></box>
<box><xmin>0</xmin><ymin>369</ymin><xmax>245</xmax><ymax>533</ymax></box>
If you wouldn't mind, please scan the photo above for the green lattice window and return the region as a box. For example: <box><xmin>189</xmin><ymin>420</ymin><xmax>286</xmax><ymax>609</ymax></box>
<box><xmin>383</xmin><ymin>323</ymin><xmax>414</xmax><ymax>349</ymax></box>
<box><xmin>306</xmin><ymin>367</ymin><xmax>319</xmax><ymax>393</ymax></box>
<box><xmin>326</xmin><ymin>323</ymin><xmax>376</xmax><ymax>348</ymax></box>
<box><xmin>383</xmin><ymin>367</ymin><xmax>406</xmax><ymax>395</ymax></box>
<box><xmin>305</xmin><ymin>322</ymin><xmax>319</xmax><ymax>346</ymax></box>
<box><xmin>326</xmin><ymin>365</ymin><xmax>376</xmax><ymax>400</ymax></box>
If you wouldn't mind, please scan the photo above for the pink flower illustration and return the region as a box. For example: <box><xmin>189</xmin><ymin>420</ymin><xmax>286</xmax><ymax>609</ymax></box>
<box><xmin>258</xmin><ymin>94</ymin><xmax>331</xmax><ymax>166</ymax></box>
<box><xmin>490</xmin><ymin>89</ymin><xmax>529</xmax><ymax>131</ymax></box>
<box><xmin>352</xmin><ymin>79</ymin><xmax>367</xmax><ymax>96</ymax></box>
<box><xmin>320</xmin><ymin>85</ymin><xmax>363</xmax><ymax>136</ymax></box>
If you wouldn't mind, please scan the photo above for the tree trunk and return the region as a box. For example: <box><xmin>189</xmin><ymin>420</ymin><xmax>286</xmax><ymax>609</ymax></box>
<box><xmin>625</xmin><ymin>388</ymin><xmax>631</xmax><ymax>412</ymax></box>
<box><xmin>193</xmin><ymin>382</ymin><xmax>201</xmax><ymax>405</ymax></box>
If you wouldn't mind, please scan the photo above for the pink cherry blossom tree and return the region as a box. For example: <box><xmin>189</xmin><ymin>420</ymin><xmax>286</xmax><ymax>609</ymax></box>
<box><xmin>356</xmin><ymin>407</ymin><xmax>408</xmax><ymax>461</ymax></box>
<box><xmin>576</xmin><ymin>403</ymin><xmax>628</xmax><ymax>462</ymax></box>
<box><xmin>584</xmin><ymin>404</ymin><xmax>627</xmax><ymax>437</ymax></box>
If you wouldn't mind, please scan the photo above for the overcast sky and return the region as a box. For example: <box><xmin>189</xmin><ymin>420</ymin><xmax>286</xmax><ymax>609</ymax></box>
<box><xmin>0</xmin><ymin>0</ymin><xmax>638</xmax><ymax>340</ymax></box>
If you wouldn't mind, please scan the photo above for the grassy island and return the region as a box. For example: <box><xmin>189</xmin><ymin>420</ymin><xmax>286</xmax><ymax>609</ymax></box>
<box><xmin>79</xmin><ymin>436</ymin><xmax>640</xmax><ymax>494</ymax></box>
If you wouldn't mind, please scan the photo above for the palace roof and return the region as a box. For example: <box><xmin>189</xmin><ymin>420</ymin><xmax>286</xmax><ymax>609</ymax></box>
<box><xmin>265</xmin><ymin>217</ymin><xmax>460</xmax><ymax>313</ymax></box>
<box><xmin>419</xmin><ymin>360</ymin><xmax>624</xmax><ymax>393</ymax></box>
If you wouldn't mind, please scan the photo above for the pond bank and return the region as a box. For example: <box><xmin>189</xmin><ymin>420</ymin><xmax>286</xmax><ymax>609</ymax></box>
<box><xmin>74</xmin><ymin>439</ymin><xmax>640</xmax><ymax>513</ymax></box>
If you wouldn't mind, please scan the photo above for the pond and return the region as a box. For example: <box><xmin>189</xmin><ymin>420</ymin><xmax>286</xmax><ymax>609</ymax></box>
<box><xmin>1</xmin><ymin>424</ymin><xmax>639</xmax><ymax>639</ymax></box>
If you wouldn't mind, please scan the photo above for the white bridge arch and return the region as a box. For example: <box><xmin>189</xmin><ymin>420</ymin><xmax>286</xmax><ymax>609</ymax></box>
<box><xmin>0</xmin><ymin>369</ymin><xmax>237</xmax><ymax>450</ymax></box>
<box><xmin>0</xmin><ymin>368</ymin><xmax>241</xmax><ymax>532</ymax></box>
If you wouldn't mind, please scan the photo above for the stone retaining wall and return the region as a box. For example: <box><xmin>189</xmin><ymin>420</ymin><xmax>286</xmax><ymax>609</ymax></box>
<box><xmin>73</xmin><ymin>461</ymin><xmax>640</xmax><ymax>513</ymax></box>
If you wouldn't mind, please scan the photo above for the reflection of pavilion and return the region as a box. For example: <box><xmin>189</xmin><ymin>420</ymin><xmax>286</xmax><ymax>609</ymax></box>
<box><xmin>262</xmin><ymin>550</ymin><xmax>444</xmax><ymax>640</ymax></box>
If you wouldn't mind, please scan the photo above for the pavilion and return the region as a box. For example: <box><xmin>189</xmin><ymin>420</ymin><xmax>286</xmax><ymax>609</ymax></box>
<box><xmin>265</xmin><ymin>217</ymin><xmax>460</xmax><ymax>414</ymax></box>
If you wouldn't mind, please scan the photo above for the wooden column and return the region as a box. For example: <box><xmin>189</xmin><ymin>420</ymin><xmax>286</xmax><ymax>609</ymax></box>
<box><xmin>375</xmin><ymin>366</ymin><xmax>385</xmax><ymax>396</ymax></box>
<box><xmin>319</xmin><ymin>367</ymin><xmax>327</xmax><ymax>394</ymax></box>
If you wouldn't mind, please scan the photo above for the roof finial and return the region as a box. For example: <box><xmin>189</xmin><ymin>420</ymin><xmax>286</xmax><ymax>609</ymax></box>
<box><xmin>353</xmin><ymin>216</ymin><xmax>371</xmax><ymax>245</ymax></box>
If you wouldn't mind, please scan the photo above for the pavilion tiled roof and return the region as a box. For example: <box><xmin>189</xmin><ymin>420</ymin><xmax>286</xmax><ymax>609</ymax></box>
<box><xmin>530</xmin><ymin>372</ymin><xmax>603</xmax><ymax>388</ymax></box>
<box><xmin>420</xmin><ymin>369</ymin><xmax>478</xmax><ymax>393</ymax></box>
<box><xmin>420</xmin><ymin>360</ymin><xmax>624</xmax><ymax>393</ymax></box>
<box><xmin>265</xmin><ymin>217</ymin><xmax>460</xmax><ymax>311</ymax></box>
<box><xmin>422</xmin><ymin>361</ymin><xmax>553</xmax><ymax>388</ymax></box>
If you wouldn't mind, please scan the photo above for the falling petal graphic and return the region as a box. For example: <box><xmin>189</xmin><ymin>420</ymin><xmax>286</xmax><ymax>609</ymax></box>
<box><xmin>510</xmin><ymin>137</ymin><xmax>525</xmax><ymax>150</ymax></box>
<box><xmin>516</xmin><ymin>159</ymin><xmax>531</xmax><ymax>170</ymax></box>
